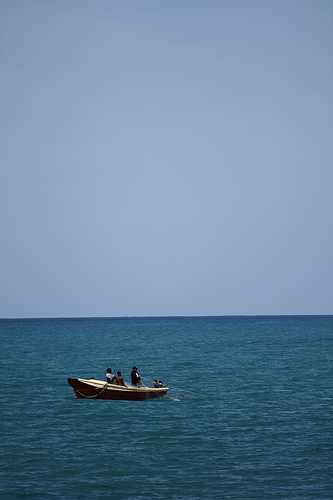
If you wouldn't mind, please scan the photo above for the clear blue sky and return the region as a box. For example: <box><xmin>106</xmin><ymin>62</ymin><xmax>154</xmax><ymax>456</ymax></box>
<box><xmin>1</xmin><ymin>0</ymin><xmax>332</xmax><ymax>318</ymax></box>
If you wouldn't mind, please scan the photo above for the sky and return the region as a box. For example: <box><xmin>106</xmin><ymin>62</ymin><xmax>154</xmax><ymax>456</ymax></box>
<box><xmin>0</xmin><ymin>0</ymin><xmax>332</xmax><ymax>318</ymax></box>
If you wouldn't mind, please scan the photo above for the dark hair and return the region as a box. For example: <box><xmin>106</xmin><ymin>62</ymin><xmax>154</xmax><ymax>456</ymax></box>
<box><xmin>117</xmin><ymin>371</ymin><xmax>121</xmax><ymax>375</ymax></box>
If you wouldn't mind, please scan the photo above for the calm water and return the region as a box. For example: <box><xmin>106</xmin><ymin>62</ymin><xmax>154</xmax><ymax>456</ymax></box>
<box><xmin>1</xmin><ymin>316</ymin><xmax>332</xmax><ymax>499</ymax></box>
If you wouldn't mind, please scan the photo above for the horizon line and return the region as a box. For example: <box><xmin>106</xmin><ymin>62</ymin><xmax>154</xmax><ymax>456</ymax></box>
<box><xmin>1</xmin><ymin>314</ymin><xmax>332</xmax><ymax>321</ymax></box>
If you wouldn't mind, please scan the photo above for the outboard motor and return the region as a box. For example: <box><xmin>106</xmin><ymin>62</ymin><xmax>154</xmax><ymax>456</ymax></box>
<box><xmin>154</xmin><ymin>378</ymin><xmax>164</xmax><ymax>388</ymax></box>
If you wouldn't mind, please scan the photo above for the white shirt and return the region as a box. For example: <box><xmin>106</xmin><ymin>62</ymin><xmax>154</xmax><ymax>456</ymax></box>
<box><xmin>106</xmin><ymin>373</ymin><xmax>116</xmax><ymax>383</ymax></box>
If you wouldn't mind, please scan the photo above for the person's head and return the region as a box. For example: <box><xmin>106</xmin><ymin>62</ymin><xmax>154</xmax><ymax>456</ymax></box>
<box><xmin>132</xmin><ymin>366</ymin><xmax>137</xmax><ymax>371</ymax></box>
<box><xmin>117</xmin><ymin>371</ymin><xmax>121</xmax><ymax>376</ymax></box>
<box><xmin>107</xmin><ymin>368</ymin><xmax>112</xmax><ymax>373</ymax></box>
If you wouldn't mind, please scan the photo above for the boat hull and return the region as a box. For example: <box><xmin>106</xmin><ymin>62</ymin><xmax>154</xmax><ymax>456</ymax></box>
<box><xmin>68</xmin><ymin>378</ymin><xmax>169</xmax><ymax>401</ymax></box>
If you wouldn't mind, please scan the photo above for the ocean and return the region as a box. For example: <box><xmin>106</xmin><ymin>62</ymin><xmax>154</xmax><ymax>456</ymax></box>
<box><xmin>1</xmin><ymin>316</ymin><xmax>332</xmax><ymax>499</ymax></box>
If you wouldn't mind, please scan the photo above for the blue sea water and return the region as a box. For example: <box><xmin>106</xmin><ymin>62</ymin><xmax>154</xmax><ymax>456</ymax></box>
<box><xmin>0</xmin><ymin>316</ymin><xmax>332</xmax><ymax>499</ymax></box>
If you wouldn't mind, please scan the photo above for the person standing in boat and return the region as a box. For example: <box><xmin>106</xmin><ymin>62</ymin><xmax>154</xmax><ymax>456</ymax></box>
<box><xmin>116</xmin><ymin>371</ymin><xmax>126</xmax><ymax>387</ymax></box>
<box><xmin>131</xmin><ymin>366</ymin><xmax>144</xmax><ymax>387</ymax></box>
<box><xmin>106</xmin><ymin>368</ymin><xmax>116</xmax><ymax>384</ymax></box>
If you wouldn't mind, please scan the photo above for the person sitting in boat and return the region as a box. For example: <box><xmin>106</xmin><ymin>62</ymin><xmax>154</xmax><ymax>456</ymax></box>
<box><xmin>116</xmin><ymin>371</ymin><xmax>126</xmax><ymax>386</ymax></box>
<box><xmin>106</xmin><ymin>368</ymin><xmax>116</xmax><ymax>384</ymax></box>
<box><xmin>131</xmin><ymin>366</ymin><xmax>144</xmax><ymax>387</ymax></box>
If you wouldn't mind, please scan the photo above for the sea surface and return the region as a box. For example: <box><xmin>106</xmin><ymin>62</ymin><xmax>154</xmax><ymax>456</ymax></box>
<box><xmin>1</xmin><ymin>316</ymin><xmax>332</xmax><ymax>499</ymax></box>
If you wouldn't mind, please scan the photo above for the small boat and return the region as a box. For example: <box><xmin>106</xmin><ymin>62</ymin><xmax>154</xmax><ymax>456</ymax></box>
<box><xmin>67</xmin><ymin>377</ymin><xmax>169</xmax><ymax>401</ymax></box>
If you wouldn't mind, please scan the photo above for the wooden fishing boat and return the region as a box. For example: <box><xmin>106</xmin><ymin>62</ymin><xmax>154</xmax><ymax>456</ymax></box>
<box><xmin>67</xmin><ymin>377</ymin><xmax>169</xmax><ymax>401</ymax></box>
